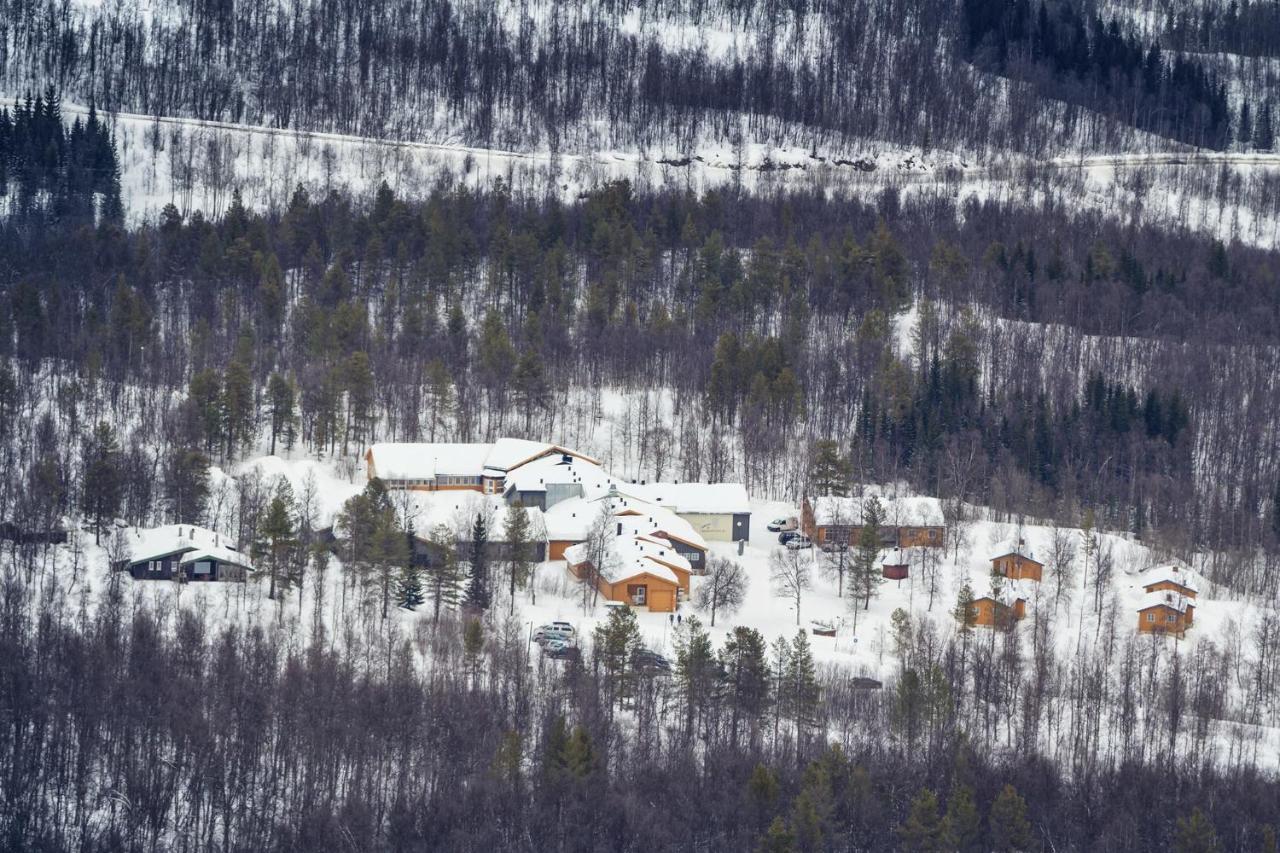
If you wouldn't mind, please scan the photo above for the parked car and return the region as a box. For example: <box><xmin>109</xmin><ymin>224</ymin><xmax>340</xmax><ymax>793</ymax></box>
<box><xmin>632</xmin><ymin>649</ymin><xmax>672</xmax><ymax>674</ymax></box>
<box><xmin>778</xmin><ymin>530</ymin><xmax>800</xmax><ymax>545</ymax></box>
<box><xmin>784</xmin><ymin>534</ymin><xmax>813</xmax><ymax>550</ymax></box>
<box><xmin>543</xmin><ymin>638</ymin><xmax>571</xmax><ymax>653</ymax></box>
<box><xmin>534</xmin><ymin>627</ymin><xmax>574</xmax><ymax>644</ymax></box>
<box><xmin>535</xmin><ymin>621</ymin><xmax>575</xmax><ymax>640</ymax></box>
<box><xmin>546</xmin><ymin>644</ymin><xmax>582</xmax><ymax>662</ymax></box>
<box><xmin>767</xmin><ymin>516</ymin><xmax>799</xmax><ymax>532</ymax></box>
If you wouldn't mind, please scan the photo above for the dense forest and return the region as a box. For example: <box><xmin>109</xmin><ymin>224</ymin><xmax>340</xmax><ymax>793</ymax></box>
<box><xmin>1</xmin><ymin>571</ymin><xmax>1278</xmax><ymax>852</ymax></box>
<box><xmin>0</xmin><ymin>0</ymin><xmax>1266</xmax><ymax>155</ymax></box>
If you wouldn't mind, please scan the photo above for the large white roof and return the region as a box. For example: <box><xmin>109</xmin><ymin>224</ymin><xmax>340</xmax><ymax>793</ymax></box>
<box><xmin>368</xmin><ymin>439</ymin><xmax>598</xmax><ymax>483</ymax></box>
<box><xmin>810</xmin><ymin>494</ymin><xmax>944</xmax><ymax>527</ymax></box>
<box><xmin>646</xmin><ymin>482</ymin><xmax>750</xmax><ymax>514</ymax></box>
<box><xmin>121</xmin><ymin>525</ymin><xmax>253</xmax><ymax>570</ymax></box>
<box><xmin>989</xmin><ymin>539</ymin><xmax>1041</xmax><ymax>563</ymax></box>
<box><xmin>402</xmin><ymin>491</ymin><xmax>546</xmax><ymax>540</ymax></box>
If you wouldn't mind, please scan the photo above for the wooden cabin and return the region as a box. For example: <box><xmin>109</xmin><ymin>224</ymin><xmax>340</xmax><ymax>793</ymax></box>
<box><xmin>1138</xmin><ymin>590</ymin><xmax>1194</xmax><ymax>636</ymax></box>
<box><xmin>1140</xmin><ymin>565</ymin><xmax>1199</xmax><ymax>600</ymax></box>
<box><xmin>801</xmin><ymin>496</ymin><xmax>944</xmax><ymax>550</ymax></box>
<box><xmin>970</xmin><ymin>591</ymin><xmax>1027</xmax><ymax>628</ymax></box>
<box><xmin>991</xmin><ymin>542</ymin><xmax>1044</xmax><ymax>583</ymax></box>
<box><xmin>564</xmin><ymin>532</ymin><xmax>691</xmax><ymax>613</ymax></box>
<box><xmin>113</xmin><ymin>526</ymin><xmax>254</xmax><ymax>583</ymax></box>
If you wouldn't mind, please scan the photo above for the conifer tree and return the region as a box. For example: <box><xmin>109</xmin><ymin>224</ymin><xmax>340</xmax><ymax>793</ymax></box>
<box><xmin>1174</xmin><ymin>808</ymin><xmax>1220</xmax><ymax>853</ymax></box>
<box><xmin>897</xmin><ymin>788</ymin><xmax>944</xmax><ymax>852</ymax></box>
<box><xmin>259</xmin><ymin>479</ymin><xmax>297</xmax><ymax>601</ymax></box>
<box><xmin>464</xmin><ymin>512</ymin><xmax>491</xmax><ymax>612</ymax></box>
<box><xmin>854</xmin><ymin>495</ymin><xmax>884</xmax><ymax>611</ymax></box>
<box><xmin>988</xmin><ymin>784</ymin><xmax>1033</xmax><ymax>852</ymax></box>
<box><xmin>422</xmin><ymin>523</ymin><xmax>463</xmax><ymax>620</ymax></box>
<box><xmin>80</xmin><ymin>421</ymin><xmax>123</xmax><ymax>544</ymax></box>
<box><xmin>502</xmin><ymin>501</ymin><xmax>533</xmax><ymax>614</ymax></box>
<box><xmin>396</xmin><ymin>561</ymin><xmax>425</xmax><ymax>611</ymax></box>
<box><xmin>809</xmin><ymin>439</ymin><xmax>852</xmax><ymax>496</ymax></box>
<box><xmin>757</xmin><ymin>816</ymin><xmax>795</xmax><ymax>853</ymax></box>
<box><xmin>942</xmin><ymin>784</ymin><xmax>982</xmax><ymax>853</ymax></box>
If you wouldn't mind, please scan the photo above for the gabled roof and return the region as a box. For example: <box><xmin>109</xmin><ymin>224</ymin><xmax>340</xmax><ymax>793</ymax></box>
<box><xmin>1139</xmin><ymin>589</ymin><xmax>1192</xmax><ymax>614</ymax></box>
<box><xmin>366</xmin><ymin>439</ymin><xmax>598</xmax><ymax>482</ymax></box>
<box><xmin>975</xmin><ymin>579</ymin><xmax>1029</xmax><ymax>607</ymax></box>
<box><xmin>881</xmin><ymin>547</ymin><xmax>909</xmax><ymax>567</ymax></box>
<box><xmin>1140</xmin><ymin>564</ymin><xmax>1200</xmax><ymax>595</ymax></box>
<box><xmin>989</xmin><ymin>540</ymin><xmax>1043</xmax><ymax>566</ymax></box>
<box><xmin>119</xmin><ymin>525</ymin><xmax>256</xmax><ymax>572</ymax></box>
<box><xmin>182</xmin><ymin>546</ymin><xmax>255</xmax><ymax>571</ymax></box>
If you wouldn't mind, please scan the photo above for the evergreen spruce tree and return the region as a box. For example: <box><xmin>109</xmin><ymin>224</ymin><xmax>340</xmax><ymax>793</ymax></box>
<box><xmin>897</xmin><ymin>788</ymin><xmax>944</xmax><ymax>852</ymax></box>
<box><xmin>465</xmin><ymin>512</ymin><xmax>491</xmax><ymax>611</ymax></box>
<box><xmin>854</xmin><ymin>495</ymin><xmax>884</xmax><ymax>610</ymax></box>
<box><xmin>502</xmin><ymin>500</ymin><xmax>533</xmax><ymax>614</ymax></box>
<box><xmin>396</xmin><ymin>561</ymin><xmax>425</xmax><ymax>611</ymax></box>
<box><xmin>1174</xmin><ymin>808</ymin><xmax>1220</xmax><ymax>853</ymax></box>
<box><xmin>259</xmin><ymin>479</ymin><xmax>297</xmax><ymax>601</ymax></box>
<box><xmin>757</xmin><ymin>816</ymin><xmax>795</xmax><ymax>853</ymax></box>
<box><xmin>942</xmin><ymin>784</ymin><xmax>982</xmax><ymax>853</ymax></box>
<box><xmin>423</xmin><ymin>523</ymin><xmax>463</xmax><ymax>620</ymax></box>
<box><xmin>80</xmin><ymin>421</ymin><xmax>124</xmax><ymax>544</ymax></box>
<box><xmin>988</xmin><ymin>784</ymin><xmax>1033</xmax><ymax>852</ymax></box>
<box><xmin>809</xmin><ymin>439</ymin><xmax>852</xmax><ymax>496</ymax></box>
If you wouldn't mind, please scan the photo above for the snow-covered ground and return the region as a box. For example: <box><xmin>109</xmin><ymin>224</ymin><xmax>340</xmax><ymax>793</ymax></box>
<box><xmin>40</xmin><ymin>440</ymin><xmax>1280</xmax><ymax>772</ymax></box>
<box><xmin>9</xmin><ymin>96</ymin><xmax>1278</xmax><ymax>247</ymax></box>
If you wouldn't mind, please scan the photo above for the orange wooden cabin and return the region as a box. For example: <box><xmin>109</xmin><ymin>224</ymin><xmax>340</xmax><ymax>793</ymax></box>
<box><xmin>1137</xmin><ymin>592</ymin><xmax>1194</xmax><ymax>636</ymax></box>
<box><xmin>969</xmin><ymin>581</ymin><xmax>1028</xmax><ymax>629</ymax></box>
<box><xmin>991</xmin><ymin>543</ymin><xmax>1044</xmax><ymax>583</ymax></box>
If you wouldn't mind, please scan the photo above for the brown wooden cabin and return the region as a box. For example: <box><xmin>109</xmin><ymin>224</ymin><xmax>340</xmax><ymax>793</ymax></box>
<box><xmin>567</xmin><ymin>557</ymin><xmax>680</xmax><ymax>612</ymax></box>
<box><xmin>970</xmin><ymin>594</ymin><xmax>1027</xmax><ymax>629</ymax></box>
<box><xmin>801</xmin><ymin>497</ymin><xmax>944</xmax><ymax>550</ymax></box>
<box><xmin>1138</xmin><ymin>592</ymin><xmax>1194</xmax><ymax>636</ymax></box>
<box><xmin>991</xmin><ymin>547</ymin><xmax>1044</xmax><ymax>582</ymax></box>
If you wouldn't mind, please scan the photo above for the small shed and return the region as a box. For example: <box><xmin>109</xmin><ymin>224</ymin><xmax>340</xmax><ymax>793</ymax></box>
<box><xmin>881</xmin><ymin>548</ymin><xmax>909</xmax><ymax>581</ymax></box>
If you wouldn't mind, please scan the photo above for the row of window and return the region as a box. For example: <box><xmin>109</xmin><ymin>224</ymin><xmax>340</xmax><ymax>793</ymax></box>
<box><xmin>1145</xmin><ymin>612</ymin><xmax>1180</xmax><ymax>624</ymax></box>
<box><xmin>391</xmin><ymin>476</ymin><xmax>485</xmax><ymax>487</ymax></box>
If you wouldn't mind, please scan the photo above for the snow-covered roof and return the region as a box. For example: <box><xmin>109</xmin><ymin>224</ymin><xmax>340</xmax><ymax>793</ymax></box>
<box><xmin>503</xmin><ymin>451</ymin><xmax>606</xmax><ymax>494</ymax></box>
<box><xmin>182</xmin><ymin>545</ymin><xmax>254</xmax><ymax>570</ymax></box>
<box><xmin>1140</xmin><ymin>564</ymin><xmax>1200</xmax><ymax>595</ymax></box>
<box><xmin>810</xmin><ymin>495</ymin><xmax>944</xmax><ymax>527</ymax></box>
<box><xmin>976</xmin><ymin>579</ymin><xmax>1029</xmax><ymax>607</ymax></box>
<box><xmin>366</xmin><ymin>439</ymin><xmax>596</xmax><ymax>482</ymax></box>
<box><xmin>122</xmin><ymin>524</ymin><xmax>243</xmax><ymax>565</ymax></box>
<box><xmin>543</xmin><ymin>492</ymin><xmax>708</xmax><ymax>551</ymax></box>
<box><xmin>881</xmin><ymin>547</ymin><xmax>909</xmax><ymax>566</ymax></box>
<box><xmin>1139</xmin><ymin>590</ymin><xmax>1192</xmax><ymax>614</ymax></box>
<box><xmin>403</xmin><ymin>491</ymin><xmax>546</xmax><ymax>541</ymax></box>
<box><xmin>646</xmin><ymin>482</ymin><xmax>751</xmax><ymax>514</ymax></box>
<box><xmin>990</xmin><ymin>540</ymin><xmax>1042</xmax><ymax>564</ymax></box>
<box><xmin>564</xmin><ymin>535</ymin><xmax>682</xmax><ymax>585</ymax></box>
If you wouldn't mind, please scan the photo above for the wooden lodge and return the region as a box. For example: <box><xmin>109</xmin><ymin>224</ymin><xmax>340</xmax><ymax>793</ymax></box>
<box><xmin>1137</xmin><ymin>565</ymin><xmax>1199</xmax><ymax>636</ymax></box>
<box><xmin>801</xmin><ymin>496</ymin><xmax>945</xmax><ymax>551</ymax></box>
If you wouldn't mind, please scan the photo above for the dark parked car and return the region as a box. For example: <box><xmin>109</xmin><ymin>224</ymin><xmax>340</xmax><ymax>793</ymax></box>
<box><xmin>778</xmin><ymin>530</ymin><xmax>801</xmax><ymax>545</ymax></box>
<box><xmin>547</xmin><ymin>644</ymin><xmax>582</xmax><ymax>662</ymax></box>
<box><xmin>632</xmin><ymin>649</ymin><xmax>672</xmax><ymax>674</ymax></box>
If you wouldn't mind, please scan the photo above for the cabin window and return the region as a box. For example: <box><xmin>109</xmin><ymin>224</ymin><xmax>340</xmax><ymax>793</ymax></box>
<box><xmin>148</xmin><ymin>560</ymin><xmax>160</xmax><ymax>573</ymax></box>
<box><xmin>1146</xmin><ymin>613</ymin><xmax>1155</xmax><ymax>623</ymax></box>
<box><xmin>1167</xmin><ymin>614</ymin><xmax>1177</xmax><ymax>623</ymax></box>
<box><xmin>193</xmin><ymin>561</ymin><xmax>212</xmax><ymax>575</ymax></box>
